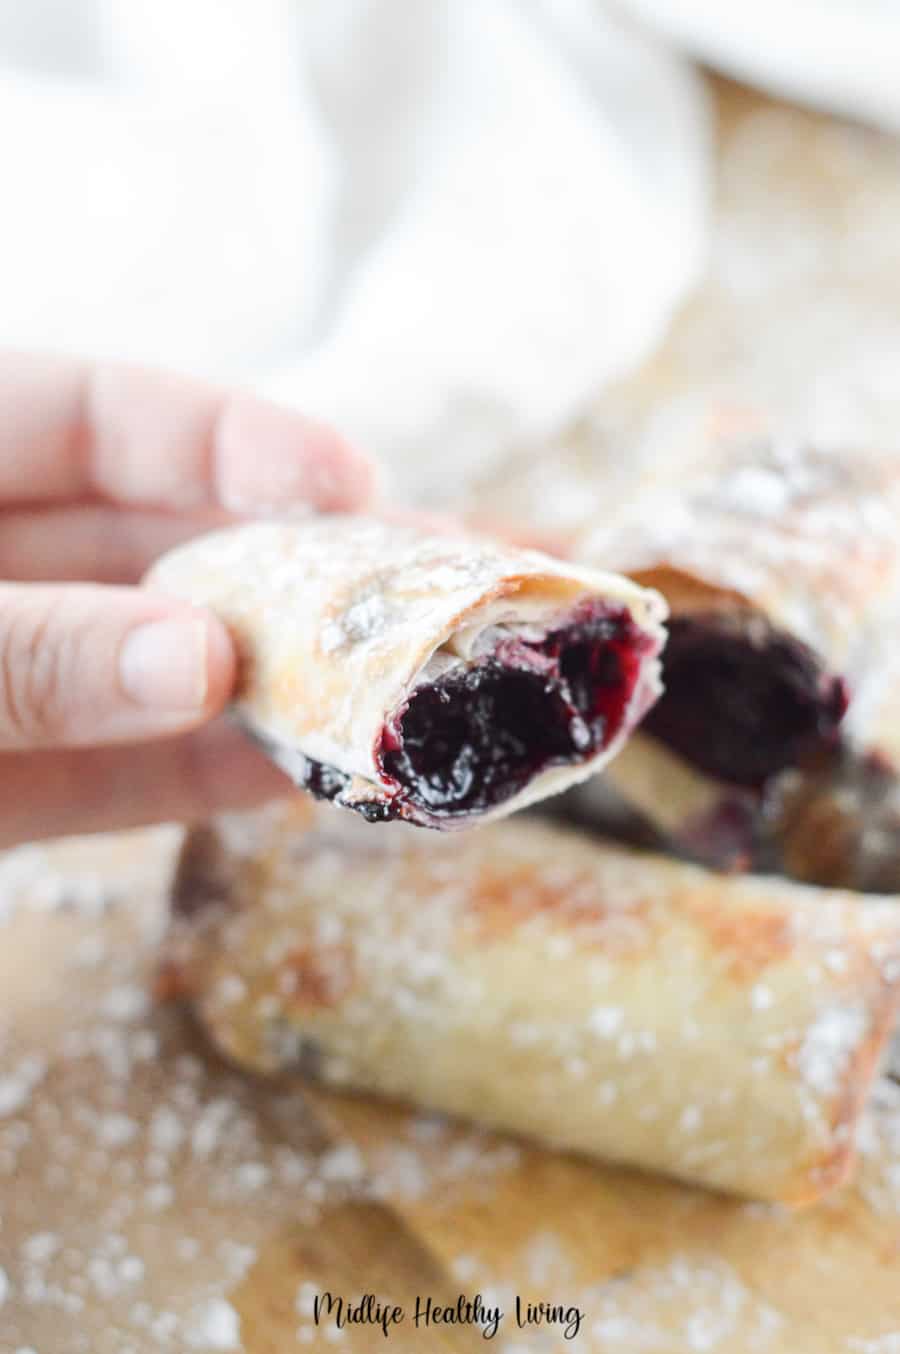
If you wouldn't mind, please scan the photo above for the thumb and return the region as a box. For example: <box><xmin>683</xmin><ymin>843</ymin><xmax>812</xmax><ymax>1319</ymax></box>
<box><xmin>0</xmin><ymin>582</ymin><xmax>235</xmax><ymax>749</ymax></box>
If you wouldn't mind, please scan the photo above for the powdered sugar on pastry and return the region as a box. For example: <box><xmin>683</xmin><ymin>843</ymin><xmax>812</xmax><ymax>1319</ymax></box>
<box><xmin>147</xmin><ymin>518</ymin><xmax>666</xmax><ymax>829</ymax></box>
<box><xmin>169</xmin><ymin>803</ymin><xmax>900</xmax><ymax>1204</ymax></box>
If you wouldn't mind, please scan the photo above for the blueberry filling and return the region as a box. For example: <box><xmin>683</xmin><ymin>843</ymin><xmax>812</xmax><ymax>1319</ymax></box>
<box><xmin>375</xmin><ymin>605</ymin><xmax>649</xmax><ymax>818</ymax></box>
<box><xmin>293</xmin><ymin>757</ymin><xmax>393</xmax><ymax>823</ymax></box>
<box><xmin>378</xmin><ymin>662</ymin><xmax>581</xmax><ymax>815</ymax></box>
<box><xmin>303</xmin><ymin>760</ymin><xmax>351</xmax><ymax>803</ymax></box>
<box><xmin>642</xmin><ymin>614</ymin><xmax>848</xmax><ymax>788</ymax></box>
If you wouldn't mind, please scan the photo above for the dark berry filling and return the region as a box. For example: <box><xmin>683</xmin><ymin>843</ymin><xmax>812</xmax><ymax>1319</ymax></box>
<box><xmin>291</xmin><ymin>756</ymin><xmax>393</xmax><ymax>822</ymax></box>
<box><xmin>642</xmin><ymin>614</ymin><xmax>848</xmax><ymax>788</ymax></box>
<box><xmin>238</xmin><ymin>723</ymin><xmax>392</xmax><ymax>821</ymax></box>
<box><xmin>375</xmin><ymin>603</ymin><xmax>650</xmax><ymax>819</ymax></box>
<box><xmin>303</xmin><ymin>760</ymin><xmax>350</xmax><ymax>802</ymax></box>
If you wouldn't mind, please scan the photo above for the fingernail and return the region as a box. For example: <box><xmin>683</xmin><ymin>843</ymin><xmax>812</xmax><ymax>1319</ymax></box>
<box><xmin>119</xmin><ymin>618</ymin><xmax>208</xmax><ymax>710</ymax></box>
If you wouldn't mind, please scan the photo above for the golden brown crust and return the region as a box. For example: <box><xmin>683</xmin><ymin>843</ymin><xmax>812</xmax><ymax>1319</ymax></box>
<box><xmin>684</xmin><ymin>894</ymin><xmax>795</xmax><ymax>983</ymax></box>
<box><xmin>578</xmin><ymin>438</ymin><xmax>900</xmax><ymax>671</ymax></box>
<box><xmin>277</xmin><ymin>944</ymin><xmax>356</xmax><ymax>1012</ymax></box>
<box><xmin>167</xmin><ymin>805</ymin><xmax>900</xmax><ymax>1204</ymax></box>
<box><xmin>147</xmin><ymin>518</ymin><xmax>667</xmax><ymax>828</ymax></box>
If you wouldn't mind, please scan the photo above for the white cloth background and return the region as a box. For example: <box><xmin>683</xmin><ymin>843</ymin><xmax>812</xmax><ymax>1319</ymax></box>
<box><xmin>616</xmin><ymin>0</ymin><xmax>900</xmax><ymax>134</ymax></box>
<box><xmin>0</xmin><ymin>1</ymin><xmax>896</xmax><ymax>490</ymax></box>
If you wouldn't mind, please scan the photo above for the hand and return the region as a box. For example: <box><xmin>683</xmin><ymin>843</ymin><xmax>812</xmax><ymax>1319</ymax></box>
<box><xmin>0</xmin><ymin>351</ymin><xmax>378</xmax><ymax>848</ymax></box>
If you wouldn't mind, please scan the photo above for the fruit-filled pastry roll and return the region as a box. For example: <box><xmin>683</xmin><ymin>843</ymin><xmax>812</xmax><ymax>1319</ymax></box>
<box><xmin>568</xmin><ymin>584</ymin><xmax>900</xmax><ymax>890</ymax></box>
<box><xmin>571</xmin><ymin>435</ymin><xmax>900</xmax><ymax>865</ymax></box>
<box><xmin>147</xmin><ymin>519</ymin><xmax>666</xmax><ymax>829</ymax></box>
<box><xmin>162</xmin><ymin>801</ymin><xmax>900</xmax><ymax>1204</ymax></box>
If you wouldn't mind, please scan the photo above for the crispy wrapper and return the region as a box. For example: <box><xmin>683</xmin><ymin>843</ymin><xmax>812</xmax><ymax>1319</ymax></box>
<box><xmin>577</xmin><ymin>434</ymin><xmax>900</xmax><ymax>797</ymax></box>
<box><xmin>561</xmin><ymin>434</ymin><xmax>900</xmax><ymax>877</ymax></box>
<box><xmin>146</xmin><ymin>518</ymin><xmax>665</xmax><ymax>829</ymax></box>
<box><xmin>164</xmin><ymin>801</ymin><xmax>900</xmax><ymax>1204</ymax></box>
<box><xmin>579</xmin><ymin>432</ymin><xmax>900</xmax><ymax>675</ymax></box>
<box><xmin>591</xmin><ymin>583</ymin><xmax>900</xmax><ymax>890</ymax></box>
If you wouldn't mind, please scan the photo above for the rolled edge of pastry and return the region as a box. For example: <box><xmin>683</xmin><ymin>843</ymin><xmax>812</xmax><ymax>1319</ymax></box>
<box><xmin>145</xmin><ymin>518</ymin><xmax>666</xmax><ymax>829</ymax></box>
<box><xmin>162</xmin><ymin>802</ymin><xmax>900</xmax><ymax>1204</ymax></box>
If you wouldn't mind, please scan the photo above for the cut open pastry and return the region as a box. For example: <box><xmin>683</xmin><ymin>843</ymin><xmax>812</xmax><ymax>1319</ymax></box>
<box><xmin>146</xmin><ymin>518</ymin><xmax>666</xmax><ymax>828</ymax></box>
<box><xmin>570</xmin><ymin>434</ymin><xmax>900</xmax><ymax>860</ymax></box>
<box><xmin>572</xmin><ymin>588</ymin><xmax>900</xmax><ymax>887</ymax></box>
<box><xmin>163</xmin><ymin>801</ymin><xmax>900</xmax><ymax>1204</ymax></box>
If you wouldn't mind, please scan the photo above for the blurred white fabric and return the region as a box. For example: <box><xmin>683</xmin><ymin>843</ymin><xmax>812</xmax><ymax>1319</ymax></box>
<box><xmin>616</xmin><ymin>0</ymin><xmax>900</xmax><ymax>134</ymax></box>
<box><xmin>0</xmin><ymin>1</ymin><xmax>895</xmax><ymax>491</ymax></box>
<box><xmin>0</xmin><ymin>0</ymin><xmax>708</xmax><ymax>490</ymax></box>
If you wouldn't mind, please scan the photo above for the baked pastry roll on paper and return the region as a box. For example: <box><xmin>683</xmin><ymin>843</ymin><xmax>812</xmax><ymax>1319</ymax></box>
<box><xmin>570</xmin><ymin>433</ymin><xmax>900</xmax><ymax>866</ymax></box>
<box><xmin>146</xmin><ymin>518</ymin><xmax>665</xmax><ymax>829</ymax></box>
<box><xmin>163</xmin><ymin>801</ymin><xmax>900</xmax><ymax>1204</ymax></box>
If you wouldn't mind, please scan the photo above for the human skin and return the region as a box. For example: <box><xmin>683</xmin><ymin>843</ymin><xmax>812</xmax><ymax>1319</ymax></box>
<box><xmin>0</xmin><ymin>351</ymin><xmax>379</xmax><ymax>847</ymax></box>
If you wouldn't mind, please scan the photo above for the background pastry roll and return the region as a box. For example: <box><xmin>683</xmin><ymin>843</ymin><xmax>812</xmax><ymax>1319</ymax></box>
<box><xmin>577</xmin><ymin>586</ymin><xmax>900</xmax><ymax>892</ymax></box>
<box><xmin>555</xmin><ymin>430</ymin><xmax>900</xmax><ymax>873</ymax></box>
<box><xmin>164</xmin><ymin>801</ymin><xmax>900</xmax><ymax>1204</ymax></box>
<box><xmin>147</xmin><ymin>518</ymin><xmax>666</xmax><ymax>829</ymax></box>
<box><xmin>577</xmin><ymin>432</ymin><xmax>900</xmax><ymax>796</ymax></box>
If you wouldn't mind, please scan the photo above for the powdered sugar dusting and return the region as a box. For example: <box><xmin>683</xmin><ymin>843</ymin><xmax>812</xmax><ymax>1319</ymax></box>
<box><xmin>148</xmin><ymin>516</ymin><xmax>664</xmax><ymax>828</ymax></box>
<box><xmin>796</xmin><ymin>1003</ymin><xmax>869</xmax><ymax>1098</ymax></box>
<box><xmin>0</xmin><ymin>1057</ymin><xmax>46</xmax><ymax>1120</ymax></box>
<box><xmin>5</xmin><ymin>819</ymin><xmax>900</xmax><ymax>1347</ymax></box>
<box><xmin>433</xmin><ymin>1248</ymin><xmax>787</xmax><ymax>1352</ymax></box>
<box><xmin>176</xmin><ymin>801</ymin><xmax>900</xmax><ymax>1210</ymax></box>
<box><xmin>0</xmin><ymin>826</ymin><xmax>534</xmax><ymax>1351</ymax></box>
<box><xmin>183</xmin><ymin>1297</ymin><xmax>241</xmax><ymax>1350</ymax></box>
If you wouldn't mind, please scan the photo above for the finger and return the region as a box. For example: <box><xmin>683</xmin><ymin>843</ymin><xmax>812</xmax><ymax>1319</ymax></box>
<box><xmin>0</xmin><ymin>503</ymin><xmax>464</xmax><ymax>587</ymax></box>
<box><xmin>0</xmin><ymin>350</ymin><xmax>379</xmax><ymax>512</ymax></box>
<box><xmin>0</xmin><ymin>582</ymin><xmax>236</xmax><ymax>749</ymax></box>
<box><xmin>0</xmin><ymin>720</ymin><xmax>293</xmax><ymax>848</ymax></box>
<box><xmin>0</xmin><ymin>505</ymin><xmax>232</xmax><ymax>583</ymax></box>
